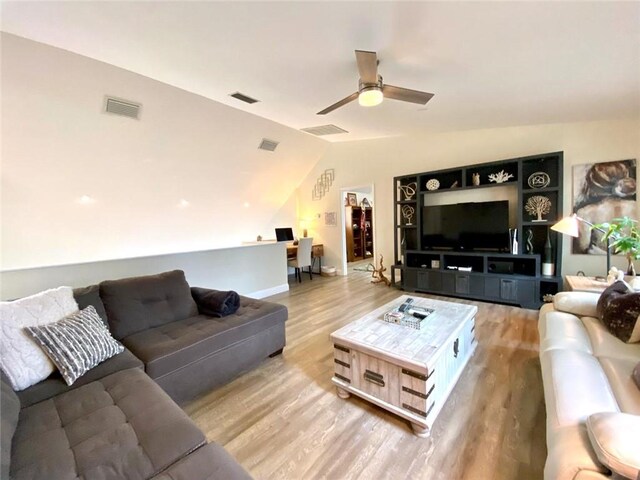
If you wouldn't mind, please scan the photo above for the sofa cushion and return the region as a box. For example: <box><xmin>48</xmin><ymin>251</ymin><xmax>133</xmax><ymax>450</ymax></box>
<box><xmin>151</xmin><ymin>443</ymin><xmax>252</xmax><ymax>480</ymax></box>
<box><xmin>10</xmin><ymin>368</ymin><xmax>206</xmax><ymax>480</ymax></box>
<box><xmin>17</xmin><ymin>348</ymin><xmax>143</xmax><ymax>408</ymax></box>
<box><xmin>73</xmin><ymin>284</ymin><xmax>109</xmax><ymax>328</ymax></box>
<box><xmin>586</xmin><ymin>412</ymin><xmax>640</xmax><ymax>479</ymax></box>
<box><xmin>598</xmin><ymin>356</ymin><xmax>640</xmax><ymax>415</ymax></box>
<box><xmin>1</xmin><ymin>374</ymin><xmax>20</xmax><ymax>479</ymax></box>
<box><xmin>26</xmin><ymin>306</ymin><xmax>124</xmax><ymax>386</ymax></box>
<box><xmin>540</xmin><ymin>349</ymin><xmax>619</xmax><ymax>428</ymax></box>
<box><xmin>581</xmin><ymin>316</ymin><xmax>640</xmax><ymax>361</ymax></box>
<box><xmin>123</xmin><ymin>297</ymin><xmax>287</xmax><ymax>380</ymax></box>
<box><xmin>553</xmin><ymin>291</ymin><xmax>600</xmax><ymax>318</ymax></box>
<box><xmin>539</xmin><ymin>310</ymin><xmax>594</xmax><ymax>354</ymax></box>
<box><xmin>596</xmin><ymin>280</ymin><xmax>640</xmax><ymax>343</ymax></box>
<box><xmin>0</xmin><ymin>286</ymin><xmax>78</xmax><ymax>390</ymax></box>
<box><xmin>100</xmin><ymin>270</ymin><xmax>199</xmax><ymax>340</ymax></box>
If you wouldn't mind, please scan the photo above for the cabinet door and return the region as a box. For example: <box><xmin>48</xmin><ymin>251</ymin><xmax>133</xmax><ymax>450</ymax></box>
<box><xmin>418</xmin><ymin>271</ymin><xmax>442</xmax><ymax>292</ymax></box>
<box><xmin>455</xmin><ymin>274</ymin><xmax>469</xmax><ymax>294</ymax></box>
<box><xmin>404</xmin><ymin>269</ymin><xmax>418</xmax><ymax>291</ymax></box>
<box><xmin>500</xmin><ymin>279</ymin><xmax>518</xmax><ymax>301</ymax></box>
<box><xmin>516</xmin><ymin>279</ymin><xmax>536</xmax><ymax>307</ymax></box>
<box><xmin>485</xmin><ymin>277</ymin><xmax>500</xmax><ymax>299</ymax></box>
<box><xmin>441</xmin><ymin>272</ymin><xmax>455</xmax><ymax>294</ymax></box>
<box><xmin>469</xmin><ymin>276</ymin><xmax>484</xmax><ymax>296</ymax></box>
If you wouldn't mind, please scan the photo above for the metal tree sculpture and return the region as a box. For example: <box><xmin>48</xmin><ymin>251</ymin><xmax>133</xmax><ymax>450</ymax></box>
<box><xmin>525</xmin><ymin>195</ymin><xmax>551</xmax><ymax>222</ymax></box>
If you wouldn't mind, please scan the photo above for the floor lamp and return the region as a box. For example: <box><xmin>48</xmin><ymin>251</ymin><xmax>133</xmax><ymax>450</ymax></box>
<box><xmin>551</xmin><ymin>213</ymin><xmax>611</xmax><ymax>278</ymax></box>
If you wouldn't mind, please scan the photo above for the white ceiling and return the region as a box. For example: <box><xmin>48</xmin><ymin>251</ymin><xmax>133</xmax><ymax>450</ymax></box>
<box><xmin>2</xmin><ymin>1</ymin><xmax>639</xmax><ymax>142</ymax></box>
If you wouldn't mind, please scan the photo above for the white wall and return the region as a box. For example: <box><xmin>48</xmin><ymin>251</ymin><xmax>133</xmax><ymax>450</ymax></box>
<box><xmin>0</xmin><ymin>33</ymin><xmax>328</xmax><ymax>270</ymax></box>
<box><xmin>0</xmin><ymin>243</ymin><xmax>288</xmax><ymax>301</ymax></box>
<box><xmin>297</xmin><ymin>118</ymin><xmax>640</xmax><ymax>277</ymax></box>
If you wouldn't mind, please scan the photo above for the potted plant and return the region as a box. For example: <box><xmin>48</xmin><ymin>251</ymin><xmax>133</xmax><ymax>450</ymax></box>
<box><xmin>594</xmin><ymin>216</ymin><xmax>640</xmax><ymax>276</ymax></box>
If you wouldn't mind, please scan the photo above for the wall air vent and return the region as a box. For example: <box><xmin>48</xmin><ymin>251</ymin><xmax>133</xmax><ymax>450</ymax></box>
<box><xmin>258</xmin><ymin>138</ymin><xmax>279</xmax><ymax>152</ymax></box>
<box><xmin>104</xmin><ymin>97</ymin><xmax>141</xmax><ymax>119</ymax></box>
<box><xmin>230</xmin><ymin>92</ymin><xmax>260</xmax><ymax>104</ymax></box>
<box><xmin>301</xmin><ymin>124</ymin><xmax>348</xmax><ymax>136</ymax></box>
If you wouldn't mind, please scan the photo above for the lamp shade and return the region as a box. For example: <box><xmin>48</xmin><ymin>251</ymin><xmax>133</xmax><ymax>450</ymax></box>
<box><xmin>551</xmin><ymin>214</ymin><xmax>580</xmax><ymax>238</ymax></box>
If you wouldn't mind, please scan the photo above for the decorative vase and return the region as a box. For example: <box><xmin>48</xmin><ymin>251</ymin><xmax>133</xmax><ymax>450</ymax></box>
<box><xmin>542</xmin><ymin>232</ymin><xmax>554</xmax><ymax>276</ymax></box>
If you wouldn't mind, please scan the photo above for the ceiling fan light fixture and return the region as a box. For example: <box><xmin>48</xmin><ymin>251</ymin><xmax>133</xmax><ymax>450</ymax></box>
<box><xmin>358</xmin><ymin>86</ymin><xmax>383</xmax><ymax>107</ymax></box>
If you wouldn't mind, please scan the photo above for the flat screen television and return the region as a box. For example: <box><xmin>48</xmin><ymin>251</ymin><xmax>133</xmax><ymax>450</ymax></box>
<box><xmin>422</xmin><ymin>200</ymin><xmax>510</xmax><ymax>251</ymax></box>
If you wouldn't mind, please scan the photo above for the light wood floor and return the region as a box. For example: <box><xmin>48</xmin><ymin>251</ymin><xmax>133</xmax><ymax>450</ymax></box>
<box><xmin>185</xmin><ymin>271</ymin><xmax>547</xmax><ymax>480</ymax></box>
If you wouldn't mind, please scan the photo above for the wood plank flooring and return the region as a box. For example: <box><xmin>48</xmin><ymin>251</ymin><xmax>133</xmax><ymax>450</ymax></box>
<box><xmin>184</xmin><ymin>270</ymin><xmax>546</xmax><ymax>480</ymax></box>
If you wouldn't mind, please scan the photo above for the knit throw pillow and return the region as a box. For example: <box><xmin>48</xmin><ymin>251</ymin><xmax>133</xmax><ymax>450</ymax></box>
<box><xmin>596</xmin><ymin>280</ymin><xmax>640</xmax><ymax>343</ymax></box>
<box><xmin>25</xmin><ymin>306</ymin><xmax>124</xmax><ymax>386</ymax></box>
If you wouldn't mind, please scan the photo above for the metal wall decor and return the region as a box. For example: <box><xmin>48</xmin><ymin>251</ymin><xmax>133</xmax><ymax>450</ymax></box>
<box><xmin>528</xmin><ymin>172</ymin><xmax>551</xmax><ymax>189</ymax></box>
<box><xmin>312</xmin><ymin>169</ymin><xmax>335</xmax><ymax>200</ymax></box>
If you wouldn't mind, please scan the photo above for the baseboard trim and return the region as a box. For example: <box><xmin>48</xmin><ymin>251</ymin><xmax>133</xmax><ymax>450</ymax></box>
<box><xmin>246</xmin><ymin>283</ymin><xmax>289</xmax><ymax>299</ymax></box>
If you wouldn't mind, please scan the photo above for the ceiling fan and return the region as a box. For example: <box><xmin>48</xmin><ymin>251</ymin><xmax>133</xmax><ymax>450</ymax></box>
<box><xmin>317</xmin><ymin>50</ymin><xmax>434</xmax><ymax>115</ymax></box>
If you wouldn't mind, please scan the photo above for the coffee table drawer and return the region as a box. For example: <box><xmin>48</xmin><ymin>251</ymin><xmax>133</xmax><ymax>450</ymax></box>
<box><xmin>351</xmin><ymin>351</ymin><xmax>401</xmax><ymax>407</ymax></box>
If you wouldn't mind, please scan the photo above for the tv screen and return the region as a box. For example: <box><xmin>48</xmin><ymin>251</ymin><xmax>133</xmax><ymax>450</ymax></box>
<box><xmin>422</xmin><ymin>201</ymin><xmax>510</xmax><ymax>251</ymax></box>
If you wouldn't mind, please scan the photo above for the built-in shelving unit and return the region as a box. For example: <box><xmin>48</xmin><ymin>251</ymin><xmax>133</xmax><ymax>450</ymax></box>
<box><xmin>393</xmin><ymin>152</ymin><xmax>564</xmax><ymax>309</ymax></box>
<box><xmin>346</xmin><ymin>206</ymin><xmax>374</xmax><ymax>262</ymax></box>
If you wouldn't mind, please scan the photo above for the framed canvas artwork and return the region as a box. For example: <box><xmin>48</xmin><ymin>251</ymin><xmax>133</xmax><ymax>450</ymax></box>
<box><xmin>572</xmin><ymin>159</ymin><xmax>636</xmax><ymax>254</ymax></box>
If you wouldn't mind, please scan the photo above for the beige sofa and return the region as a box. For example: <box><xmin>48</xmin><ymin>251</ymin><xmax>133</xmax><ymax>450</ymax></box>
<box><xmin>538</xmin><ymin>292</ymin><xmax>640</xmax><ymax>479</ymax></box>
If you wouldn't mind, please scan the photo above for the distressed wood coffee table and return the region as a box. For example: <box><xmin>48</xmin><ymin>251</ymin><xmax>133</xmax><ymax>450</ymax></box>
<box><xmin>330</xmin><ymin>295</ymin><xmax>477</xmax><ymax>437</ymax></box>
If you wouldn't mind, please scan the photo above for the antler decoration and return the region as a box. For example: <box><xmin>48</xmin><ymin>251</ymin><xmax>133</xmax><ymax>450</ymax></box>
<box><xmin>369</xmin><ymin>254</ymin><xmax>391</xmax><ymax>287</ymax></box>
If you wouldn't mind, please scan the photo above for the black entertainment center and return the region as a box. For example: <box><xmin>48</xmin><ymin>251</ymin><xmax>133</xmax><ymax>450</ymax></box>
<box><xmin>393</xmin><ymin>152</ymin><xmax>564</xmax><ymax>309</ymax></box>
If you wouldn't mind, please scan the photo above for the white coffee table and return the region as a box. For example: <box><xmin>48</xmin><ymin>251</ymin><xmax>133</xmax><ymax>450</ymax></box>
<box><xmin>330</xmin><ymin>295</ymin><xmax>477</xmax><ymax>437</ymax></box>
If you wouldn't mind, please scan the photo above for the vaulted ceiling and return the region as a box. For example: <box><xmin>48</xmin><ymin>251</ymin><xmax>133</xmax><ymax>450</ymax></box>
<box><xmin>2</xmin><ymin>1</ymin><xmax>639</xmax><ymax>142</ymax></box>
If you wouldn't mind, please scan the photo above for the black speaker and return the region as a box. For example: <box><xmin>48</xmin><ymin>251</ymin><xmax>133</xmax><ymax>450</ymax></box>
<box><xmin>488</xmin><ymin>261</ymin><xmax>514</xmax><ymax>274</ymax></box>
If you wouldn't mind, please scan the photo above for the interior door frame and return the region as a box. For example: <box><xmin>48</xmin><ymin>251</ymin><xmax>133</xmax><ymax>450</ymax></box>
<box><xmin>339</xmin><ymin>184</ymin><xmax>375</xmax><ymax>276</ymax></box>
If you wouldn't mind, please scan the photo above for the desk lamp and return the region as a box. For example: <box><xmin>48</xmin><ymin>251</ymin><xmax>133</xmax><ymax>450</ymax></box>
<box><xmin>551</xmin><ymin>213</ymin><xmax>611</xmax><ymax>278</ymax></box>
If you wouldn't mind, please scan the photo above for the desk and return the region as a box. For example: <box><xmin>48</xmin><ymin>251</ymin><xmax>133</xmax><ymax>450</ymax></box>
<box><xmin>287</xmin><ymin>244</ymin><xmax>324</xmax><ymax>274</ymax></box>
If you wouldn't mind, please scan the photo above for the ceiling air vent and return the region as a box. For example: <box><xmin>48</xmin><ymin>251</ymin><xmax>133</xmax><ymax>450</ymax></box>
<box><xmin>258</xmin><ymin>138</ymin><xmax>279</xmax><ymax>152</ymax></box>
<box><xmin>104</xmin><ymin>97</ymin><xmax>141</xmax><ymax>119</ymax></box>
<box><xmin>230</xmin><ymin>92</ymin><xmax>260</xmax><ymax>104</ymax></box>
<box><xmin>301</xmin><ymin>124</ymin><xmax>348</xmax><ymax>136</ymax></box>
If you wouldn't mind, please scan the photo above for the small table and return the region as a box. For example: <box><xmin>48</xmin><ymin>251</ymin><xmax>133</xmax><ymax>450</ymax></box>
<box><xmin>330</xmin><ymin>295</ymin><xmax>477</xmax><ymax>437</ymax></box>
<box><xmin>565</xmin><ymin>275</ymin><xmax>610</xmax><ymax>293</ymax></box>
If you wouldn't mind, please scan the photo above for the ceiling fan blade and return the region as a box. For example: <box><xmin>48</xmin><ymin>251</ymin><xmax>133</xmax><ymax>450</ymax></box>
<box><xmin>383</xmin><ymin>84</ymin><xmax>434</xmax><ymax>105</ymax></box>
<box><xmin>317</xmin><ymin>92</ymin><xmax>359</xmax><ymax>115</ymax></box>
<box><xmin>355</xmin><ymin>50</ymin><xmax>378</xmax><ymax>84</ymax></box>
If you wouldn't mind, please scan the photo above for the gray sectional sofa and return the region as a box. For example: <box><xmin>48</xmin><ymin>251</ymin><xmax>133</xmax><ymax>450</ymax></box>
<box><xmin>1</xmin><ymin>270</ymin><xmax>288</xmax><ymax>480</ymax></box>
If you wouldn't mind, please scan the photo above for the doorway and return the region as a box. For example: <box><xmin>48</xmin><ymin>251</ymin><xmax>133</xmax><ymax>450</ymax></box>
<box><xmin>340</xmin><ymin>185</ymin><xmax>375</xmax><ymax>275</ymax></box>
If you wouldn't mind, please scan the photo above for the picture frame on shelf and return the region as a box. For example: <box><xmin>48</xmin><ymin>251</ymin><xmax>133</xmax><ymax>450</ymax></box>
<box><xmin>347</xmin><ymin>192</ymin><xmax>358</xmax><ymax>206</ymax></box>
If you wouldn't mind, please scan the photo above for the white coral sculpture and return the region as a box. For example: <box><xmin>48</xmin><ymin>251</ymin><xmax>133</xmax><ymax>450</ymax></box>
<box><xmin>525</xmin><ymin>195</ymin><xmax>551</xmax><ymax>221</ymax></box>
<box><xmin>488</xmin><ymin>170</ymin><xmax>514</xmax><ymax>183</ymax></box>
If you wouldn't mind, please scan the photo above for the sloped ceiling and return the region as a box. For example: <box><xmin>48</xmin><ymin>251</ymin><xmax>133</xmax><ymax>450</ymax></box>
<box><xmin>2</xmin><ymin>1</ymin><xmax>639</xmax><ymax>142</ymax></box>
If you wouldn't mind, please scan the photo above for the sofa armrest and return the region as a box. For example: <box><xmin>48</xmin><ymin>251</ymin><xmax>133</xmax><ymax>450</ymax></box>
<box><xmin>553</xmin><ymin>292</ymin><xmax>601</xmax><ymax>318</ymax></box>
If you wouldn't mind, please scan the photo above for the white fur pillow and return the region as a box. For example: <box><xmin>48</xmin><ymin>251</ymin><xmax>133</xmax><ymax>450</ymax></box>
<box><xmin>0</xmin><ymin>287</ymin><xmax>78</xmax><ymax>390</ymax></box>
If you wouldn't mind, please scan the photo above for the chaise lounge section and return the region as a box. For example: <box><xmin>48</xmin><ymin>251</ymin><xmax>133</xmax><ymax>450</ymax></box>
<box><xmin>1</xmin><ymin>269</ymin><xmax>288</xmax><ymax>479</ymax></box>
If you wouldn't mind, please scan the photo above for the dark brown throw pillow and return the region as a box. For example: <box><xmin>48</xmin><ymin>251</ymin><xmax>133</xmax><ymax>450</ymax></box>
<box><xmin>596</xmin><ymin>280</ymin><xmax>640</xmax><ymax>343</ymax></box>
<box><xmin>633</xmin><ymin>362</ymin><xmax>640</xmax><ymax>391</ymax></box>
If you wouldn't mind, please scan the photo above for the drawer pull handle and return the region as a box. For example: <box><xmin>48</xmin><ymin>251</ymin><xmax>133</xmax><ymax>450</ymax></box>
<box><xmin>364</xmin><ymin>370</ymin><xmax>385</xmax><ymax>387</ymax></box>
<box><xmin>453</xmin><ymin>338</ymin><xmax>459</xmax><ymax>358</ymax></box>
<box><xmin>334</xmin><ymin>359</ymin><xmax>350</xmax><ymax>368</ymax></box>
<box><xmin>335</xmin><ymin>373</ymin><xmax>350</xmax><ymax>383</ymax></box>
<box><xmin>334</xmin><ymin>344</ymin><xmax>350</xmax><ymax>353</ymax></box>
